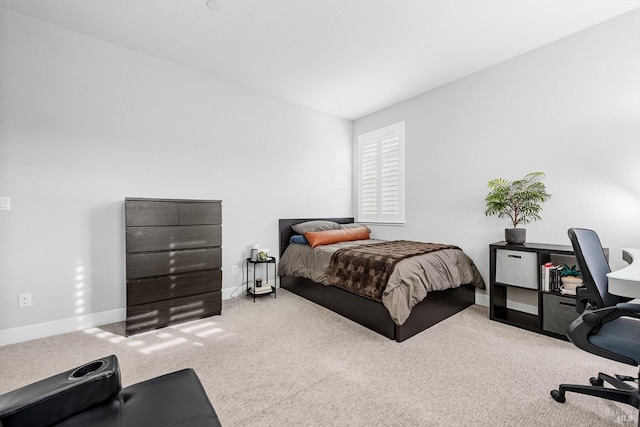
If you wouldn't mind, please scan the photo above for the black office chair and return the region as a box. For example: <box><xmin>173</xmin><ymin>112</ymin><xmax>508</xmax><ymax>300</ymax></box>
<box><xmin>551</xmin><ymin>228</ymin><xmax>640</xmax><ymax>419</ymax></box>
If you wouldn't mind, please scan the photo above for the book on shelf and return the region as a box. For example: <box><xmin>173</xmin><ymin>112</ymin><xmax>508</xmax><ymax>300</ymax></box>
<box><xmin>541</xmin><ymin>262</ymin><xmax>552</xmax><ymax>292</ymax></box>
<box><xmin>540</xmin><ymin>262</ymin><xmax>563</xmax><ymax>292</ymax></box>
<box><xmin>552</xmin><ymin>266</ymin><xmax>562</xmax><ymax>292</ymax></box>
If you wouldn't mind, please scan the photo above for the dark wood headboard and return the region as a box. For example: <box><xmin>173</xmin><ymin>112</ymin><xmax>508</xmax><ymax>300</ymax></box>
<box><xmin>279</xmin><ymin>217</ymin><xmax>354</xmax><ymax>257</ymax></box>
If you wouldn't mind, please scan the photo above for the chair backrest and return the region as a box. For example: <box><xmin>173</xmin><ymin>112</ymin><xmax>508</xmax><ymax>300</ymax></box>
<box><xmin>568</xmin><ymin>228</ymin><xmax>618</xmax><ymax>308</ymax></box>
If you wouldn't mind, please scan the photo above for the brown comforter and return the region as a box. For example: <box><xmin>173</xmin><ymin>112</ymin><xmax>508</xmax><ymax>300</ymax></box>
<box><xmin>278</xmin><ymin>239</ymin><xmax>485</xmax><ymax>325</ymax></box>
<box><xmin>326</xmin><ymin>240</ymin><xmax>459</xmax><ymax>301</ymax></box>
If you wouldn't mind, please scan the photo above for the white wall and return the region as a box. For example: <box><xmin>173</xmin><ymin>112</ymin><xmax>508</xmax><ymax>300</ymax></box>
<box><xmin>353</xmin><ymin>10</ymin><xmax>640</xmax><ymax>310</ymax></box>
<box><xmin>0</xmin><ymin>9</ymin><xmax>352</xmax><ymax>343</ymax></box>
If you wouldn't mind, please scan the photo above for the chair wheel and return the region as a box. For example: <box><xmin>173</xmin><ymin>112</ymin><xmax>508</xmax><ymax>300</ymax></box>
<box><xmin>550</xmin><ymin>390</ymin><xmax>566</xmax><ymax>403</ymax></box>
<box><xmin>589</xmin><ymin>377</ymin><xmax>604</xmax><ymax>386</ymax></box>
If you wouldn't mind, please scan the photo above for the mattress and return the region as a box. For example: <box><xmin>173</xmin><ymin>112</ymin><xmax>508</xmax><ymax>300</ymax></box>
<box><xmin>279</xmin><ymin>239</ymin><xmax>485</xmax><ymax>325</ymax></box>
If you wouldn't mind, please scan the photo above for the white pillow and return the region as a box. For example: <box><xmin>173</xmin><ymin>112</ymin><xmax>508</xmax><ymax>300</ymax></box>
<box><xmin>291</xmin><ymin>220</ymin><xmax>342</xmax><ymax>234</ymax></box>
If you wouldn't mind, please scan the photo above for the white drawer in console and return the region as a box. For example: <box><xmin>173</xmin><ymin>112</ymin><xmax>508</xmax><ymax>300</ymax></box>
<box><xmin>495</xmin><ymin>249</ymin><xmax>538</xmax><ymax>289</ymax></box>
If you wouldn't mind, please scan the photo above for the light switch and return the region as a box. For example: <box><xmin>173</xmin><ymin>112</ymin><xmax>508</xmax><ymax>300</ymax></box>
<box><xmin>0</xmin><ymin>197</ymin><xmax>10</xmax><ymax>211</ymax></box>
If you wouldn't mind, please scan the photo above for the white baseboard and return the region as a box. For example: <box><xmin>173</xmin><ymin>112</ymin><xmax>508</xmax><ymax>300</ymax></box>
<box><xmin>222</xmin><ymin>286</ymin><xmax>237</xmax><ymax>300</ymax></box>
<box><xmin>475</xmin><ymin>292</ymin><xmax>489</xmax><ymax>307</ymax></box>
<box><xmin>0</xmin><ymin>308</ymin><xmax>126</xmax><ymax>346</ymax></box>
<box><xmin>0</xmin><ymin>286</ymin><xmax>268</xmax><ymax>346</ymax></box>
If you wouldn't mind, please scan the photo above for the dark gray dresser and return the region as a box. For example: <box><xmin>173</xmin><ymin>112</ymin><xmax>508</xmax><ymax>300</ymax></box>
<box><xmin>125</xmin><ymin>198</ymin><xmax>222</xmax><ymax>335</ymax></box>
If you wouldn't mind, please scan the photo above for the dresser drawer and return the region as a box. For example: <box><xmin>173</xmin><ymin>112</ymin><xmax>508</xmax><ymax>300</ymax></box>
<box><xmin>126</xmin><ymin>200</ymin><xmax>179</xmax><ymax>226</ymax></box>
<box><xmin>127</xmin><ymin>269</ymin><xmax>222</xmax><ymax>306</ymax></box>
<box><xmin>495</xmin><ymin>249</ymin><xmax>538</xmax><ymax>289</ymax></box>
<box><xmin>179</xmin><ymin>202</ymin><xmax>221</xmax><ymax>225</ymax></box>
<box><xmin>126</xmin><ymin>247</ymin><xmax>222</xmax><ymax>279</ymax></box>
<box><xmin>126</xmin><ymin>291</ymin><xmax>222</xmax><ymax>335</ymax></box>
<box><xmin>126</xmin><ymin>225</ymin><xmax>221</xmax><ymax>253</ymax></box>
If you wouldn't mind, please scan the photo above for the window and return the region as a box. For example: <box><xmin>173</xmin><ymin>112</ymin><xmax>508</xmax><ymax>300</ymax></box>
<box><xmin>356</xmin><ymin>121</ymin><xmax>405</xmax><ymax>224</ymax></box>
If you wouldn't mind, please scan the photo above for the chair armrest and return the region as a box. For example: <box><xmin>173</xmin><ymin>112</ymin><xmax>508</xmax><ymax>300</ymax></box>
<box><xmin>575</xmin><ymin>285</ymin><xmax>591</xmax><ymax>313</ymax></box>
<box><xmin>0</xmin><ymin>355</ymin><xmax>121</xmax><ymax>427</ymax></box>
<box><xmin>616</xmin><ymin>303</ymin><xmax>640</xmax><ymax>313</ymax></box>
<box><xmin>579</xmin><ymin>303</ymin><xmax>640</xmax><ymax>326</ymax></box>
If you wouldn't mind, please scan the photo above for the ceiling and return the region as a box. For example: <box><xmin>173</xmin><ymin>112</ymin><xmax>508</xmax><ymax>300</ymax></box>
<box><xmin>1</xmin><ymin>0</ymin><xmax>638</xmax><ymax>120</ymax></box>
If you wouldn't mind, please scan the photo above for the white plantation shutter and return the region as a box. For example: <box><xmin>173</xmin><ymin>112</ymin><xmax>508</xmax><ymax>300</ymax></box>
<box><xmin>357</xmin><ymin>122</ymin><xmax>405</xmax><ymax>224</ymax></box>
<box><xmin>360</xmin><ymin>139</ymin><xmax>378</xmax><ymax>217</ymax></box>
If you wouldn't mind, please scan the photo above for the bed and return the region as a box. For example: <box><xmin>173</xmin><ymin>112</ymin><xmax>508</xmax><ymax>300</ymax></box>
<box><xmin>278</xmin><ymin>218</ymin><xmax>485</xmax><ymax>342</ymax></box>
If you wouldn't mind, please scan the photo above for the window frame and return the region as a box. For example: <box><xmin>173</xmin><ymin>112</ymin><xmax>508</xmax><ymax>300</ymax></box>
<box><xmin>356</xmin><ymin>121</ymin><xmax>405</xmax><ymax>225</ymax></box>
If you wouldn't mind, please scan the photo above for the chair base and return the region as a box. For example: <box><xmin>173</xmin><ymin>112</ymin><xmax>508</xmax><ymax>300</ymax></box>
<box><xmin>551</xmin><ymin>370</ymin><xmax>640</xmax><ymax>425</ymax></box>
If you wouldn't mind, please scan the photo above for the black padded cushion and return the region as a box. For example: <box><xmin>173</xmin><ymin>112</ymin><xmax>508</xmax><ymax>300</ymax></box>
<box><xmin>120</xmin><ymin>369</ymin><xmax>220</xmax><ymax>426</ymax></box>
<box><xmin>57</xmin><ymin>368</ymin><xmax>221</xmax><ymax>426</ymax></box>
<box><xmin>589</xmin><ymin>317</ymin><xmax>640</xmax><ymax>365</ymax></box>
<box><xmin>0</xmin><ymin>355</ymin><xmax>121</xmax><ymax>427</ymax></box>
<box><xmin>0</xmin><ymin>358</ymin><xmax>221</xmax><ymax>427</ymax></box>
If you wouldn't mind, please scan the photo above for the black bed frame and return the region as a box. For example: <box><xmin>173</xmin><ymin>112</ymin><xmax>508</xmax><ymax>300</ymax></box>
<box><xmin>279</xmin><ymin>218</ymin><xmax>476</xmax><ymax>342</ymax></box>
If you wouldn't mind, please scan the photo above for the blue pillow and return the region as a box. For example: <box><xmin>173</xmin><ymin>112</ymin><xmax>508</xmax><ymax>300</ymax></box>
<box><xmin>289</xmin><ymin>234</ymin><xmax>309</xmax><ymax>245</ymax></box>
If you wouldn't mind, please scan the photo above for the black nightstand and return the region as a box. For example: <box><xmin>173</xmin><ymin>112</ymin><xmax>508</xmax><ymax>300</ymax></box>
<box><xmin>245</xmin><ymin>256</ymin><xmax>277</xmax><ymax>302</ymax></box>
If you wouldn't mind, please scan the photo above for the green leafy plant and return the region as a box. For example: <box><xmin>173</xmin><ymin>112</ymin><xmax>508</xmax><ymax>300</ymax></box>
<box><xmin>560</xmin><ymin>264</ymin><xmax>581</xmax><ymax>278</ymax></box>
<box><xmin>257</xmin><ymin>250</ymin><xmax>269</xmax><ymax>262</ymax></box>
<box><xmin>484</xmin><ymin>172</ymin><xmax>551</xmax><ymax>228</ymax></box>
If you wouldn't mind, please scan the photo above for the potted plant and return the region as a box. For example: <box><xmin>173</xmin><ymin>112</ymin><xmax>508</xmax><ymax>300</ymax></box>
<box><xmin>484</xmin><ymin>172</ymin><xmax>551</xmax><ymax>244</ymax></box>
<box><xmin>560</xmin><ymin>264</ymin><xmax>583</xmax><ymax>293</ymax></box>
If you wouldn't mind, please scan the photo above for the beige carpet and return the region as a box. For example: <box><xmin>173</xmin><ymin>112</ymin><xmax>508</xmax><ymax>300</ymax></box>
<box><xmin>0</xmin><ymin>289</ymin><xmax>637</xmax><ymax>426</ymax></box>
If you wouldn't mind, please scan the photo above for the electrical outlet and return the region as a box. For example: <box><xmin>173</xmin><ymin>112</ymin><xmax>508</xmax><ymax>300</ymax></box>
<box><xmin>231</xmin><ymin>265</ymin><xmax>239</xmax><ymax>275</ymax></box>
<box><xmin>0</xmin><ymin>196</ymin><xmax>10</xmax><ymax>211</ymax></box>
<box><xmin>19</xmin><ymin>293</ymin><xmax>32</xmax><ymax>308</ymax></box>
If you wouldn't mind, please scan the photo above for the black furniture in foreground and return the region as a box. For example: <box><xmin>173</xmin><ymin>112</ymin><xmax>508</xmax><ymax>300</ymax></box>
<box><xmin>0</xmin><ymin>355</ymin><xmax>221</xmax><ymax>427</ymax></box>
<box><xmin>551</xmin><ymin>228</ymin><xmax>640</xmax><ymax>423</ymax></box>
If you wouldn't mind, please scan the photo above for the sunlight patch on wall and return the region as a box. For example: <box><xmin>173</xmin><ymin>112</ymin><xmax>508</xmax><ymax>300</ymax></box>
<box><xmin>75</xmin><ymin>260</ymin><xmax>85</xmax><ymax>315</ymax></box>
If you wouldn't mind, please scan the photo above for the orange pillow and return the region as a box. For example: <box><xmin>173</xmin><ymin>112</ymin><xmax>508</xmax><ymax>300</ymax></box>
<box><xmin>304</xmin><ymin>226</ymin><xmax>370</xmax><ymax>248</ymax></box>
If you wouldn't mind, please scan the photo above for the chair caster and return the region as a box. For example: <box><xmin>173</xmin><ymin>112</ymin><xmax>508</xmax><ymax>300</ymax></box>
<box><xmin>550</xmin><ymin>390</ymin><xmax>566</xmax><ymax>403</ymax></box>
<box><xmin>590</xmin><ymin>377</ymin><xmax>604</xmax><ymax>386</ymax></box>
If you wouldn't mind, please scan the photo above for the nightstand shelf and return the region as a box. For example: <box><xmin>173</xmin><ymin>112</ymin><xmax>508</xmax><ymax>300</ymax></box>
<box><xmin>245</xmin><ymin>256</ymin><xmax>277</xmax><ymax>302</ymax></box>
